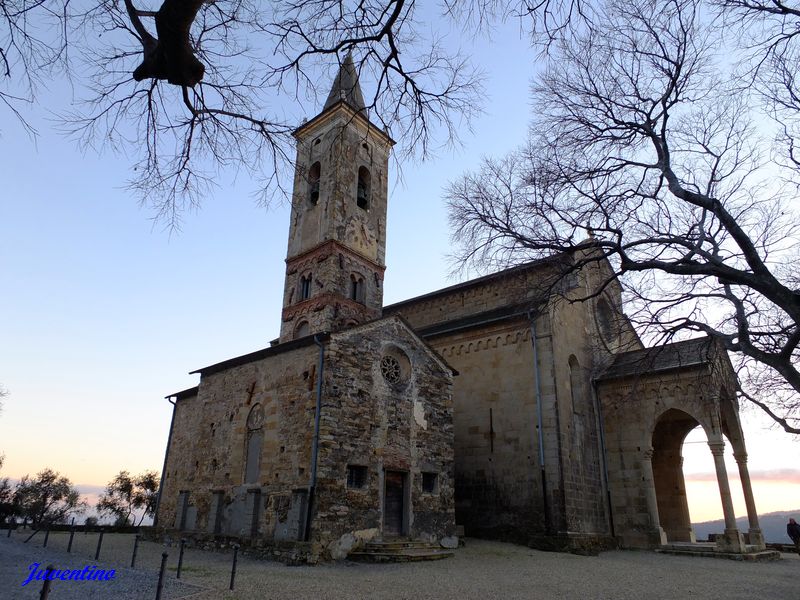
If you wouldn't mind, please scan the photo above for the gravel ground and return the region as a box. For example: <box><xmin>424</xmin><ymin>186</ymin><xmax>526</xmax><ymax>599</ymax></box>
<box><xmin>2</xmin><ymin>530</ymin><xmax>797</xmax><ymax>600</ymax></box>
<box><xmin>0</xmin><ymin>530</ymin><xmax>201</xmax><ymax>599</ymax></box>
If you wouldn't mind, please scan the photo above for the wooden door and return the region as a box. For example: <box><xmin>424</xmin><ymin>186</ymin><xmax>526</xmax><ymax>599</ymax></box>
<box><xmin>384</xmin><ymin>471</ymin><xmax>405</xmax><ymax>536</ymax></box>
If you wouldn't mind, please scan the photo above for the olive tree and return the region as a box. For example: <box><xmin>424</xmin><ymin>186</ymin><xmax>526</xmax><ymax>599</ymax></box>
<box><xmin>97</xmin><ymin>469</ymin><xmax>159</xmax><ymax>526</ymax></box>
<box><xmin>14</xmin><ymin>468</ymin><xmax>85</xmax><ymax>526</ymax></box>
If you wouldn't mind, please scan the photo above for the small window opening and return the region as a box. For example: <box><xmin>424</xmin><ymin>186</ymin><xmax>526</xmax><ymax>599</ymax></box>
<box><xmin>422</xmin><ymin>472</ymin><xmax>438</xmax><ymax>494</ymax></box>
<box><xmin>349</xmin><ymin>274</ymin><xmax>365</xmax><ymax>303</ymax></box>
<box><xmin>308</xmin><ymin>161</ymin><xmax>321</xmax><ymax>206</ymax></box>
<box><xmin>361</xmin><ymin>142</ymin><xmax>369</xmax><ymax>151</ymax></box>
<box><xmin>347</xmin><ymin>465</ymin><xmax>368</xmax><ymax>489</ymax></box>
<box><xmin>314</xmin><ymin>137</ymin><xmax>321</xmax><ymax>146</ymax></box>
<box><xmin>299</xmin><ymin>274</ymin><xmax>312</xmax><ymax>300</ymax></box>
<box><xmin>357</xmin><ymin>166</ymin><xmax>370</xmax><ymax>210</ymax></box>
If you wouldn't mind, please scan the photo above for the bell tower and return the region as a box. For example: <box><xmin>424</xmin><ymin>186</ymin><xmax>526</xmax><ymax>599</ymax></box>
<box><xmin>279</xmin><ymin>54</ymin><xmax>395</xmax><ymax>342</ymax></box>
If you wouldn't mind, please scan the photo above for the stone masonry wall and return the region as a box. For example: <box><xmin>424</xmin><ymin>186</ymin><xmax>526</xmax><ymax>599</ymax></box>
<box><xmin>312</xmin><ymin>317</ymin><xmax>456</xmax><ymax>553</ymax></box>
<box><xmin>429</xmin><ymin>317</ymin><xmax>550</xmax><ymax>543</ymax></box>
<box><xmin>157</xmin><ymin>343</ymin><xmax>321</xmax><ymax>543</ymax></box>
<box><xmin>598</xmin><ymin>366</ymin><xmax>724</xmax><ymax>548</ymax></box>
<box><xmin>385</xmin><ymin>257</ymin><xmax>627</xmax><ymax>547</ymax></box>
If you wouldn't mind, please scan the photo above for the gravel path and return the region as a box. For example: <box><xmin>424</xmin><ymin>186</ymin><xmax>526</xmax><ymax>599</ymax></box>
<box><xmin>0</xmin><ymin>531</ymin><xmax>202</xmax><ymax>599</ymax></box>
<box><xmin>2</xmin><ymin>530</ymin><xmax>797</xmax><ymax>600</ymax></box>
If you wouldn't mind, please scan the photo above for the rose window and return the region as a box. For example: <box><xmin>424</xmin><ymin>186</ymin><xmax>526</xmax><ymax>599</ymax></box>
<box><xmin>380</xmin><ymin>355</ymin><xmax>402</xmax><ymax>384</ymax></box>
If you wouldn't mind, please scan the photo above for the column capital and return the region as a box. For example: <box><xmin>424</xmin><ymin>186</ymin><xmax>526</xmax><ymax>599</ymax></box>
<box><xmin>733</xmin><ymin>451</ymin><xmax>748</xmax><ymax>464</ymax></box>
<box><xmin>707</xmin><ymin>440</ymin><xmax>726</xmax><ymax>456</ymax></box>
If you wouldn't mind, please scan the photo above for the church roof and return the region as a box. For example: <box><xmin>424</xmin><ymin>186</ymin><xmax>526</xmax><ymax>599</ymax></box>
<box><xmin>190</xmin><ymin>333</ymin><xmax>330</xmax><ymax>377</ymax></box>
<box><xmin>384</xmin><ymin>254</ymin><xmax>565</xmax><ymax>312</ymax></box>
<box><xmin>323</xmin><ymin>52</ymin><xmax>366</xmax><ymax>112</ymax></box>
<box><xmin>598</xmin><ymin>337</ymin><xmax>714</xmax><ymax>381</ymax></box>
<box><xmin>165</xmin><ymin>386</ymin><xmax>199</xmax><ymax>401</ymax></box>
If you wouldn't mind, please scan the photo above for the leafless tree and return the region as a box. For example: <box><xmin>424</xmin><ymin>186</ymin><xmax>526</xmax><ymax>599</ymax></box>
<box><xmin>50</xmin><ymin>0</ymin><xmax>483</xmax><ymax>226</ymax></box>
<box><xmin>0</xmin><ymin>0</ymin><xmax>69</xmax><ymax>133</ymax></box>
<box><xmin>2</xmin><ymin>0</ymin><xmax>599</xmax><ymax>225</ymax></box>
<box><xmin>6</xmin><ymin>0</ymin><xmax>605</xmax><ymax>227</ymax></box>
<box><xmin>447</xmin><ymin>0</ymin><xmax>800</xmax><ymax>434</ymax></box>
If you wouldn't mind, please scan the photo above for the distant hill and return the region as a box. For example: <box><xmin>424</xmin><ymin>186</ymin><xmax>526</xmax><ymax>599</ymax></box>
<box><xmin>693</xmin><ymin>509</ymin><xmax>800</xmax><ymax>544</ymax></box>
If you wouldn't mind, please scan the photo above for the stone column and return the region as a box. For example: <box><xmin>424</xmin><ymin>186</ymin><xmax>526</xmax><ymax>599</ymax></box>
<box><xmin>708</xmin><ymin>440</ymin><xmax>745</xmax><ymax>553</ymax></box>
<box><xmin>734</xmin><ymin>451</ymin><xmax>765</xmax><ymax>550</ymax></box>
<box><xmin>675</xmin><ymin>456</ymin><xmax>696</xmax><ymax>543</ymax></box>
<box><xmin>642</xmin><ymin>448</ymin><xmax>667</xmax><ymax>546</ymax></box>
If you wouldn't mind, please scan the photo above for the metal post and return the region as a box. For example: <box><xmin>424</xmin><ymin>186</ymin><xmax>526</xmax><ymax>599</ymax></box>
<box><xmin>155</xmin><ymin>552</ymin><xmax>168</xmax><ymax>600</ymax></box>
<box><xmin>131</xmin><ymin>534</ymin><xmax>140</xmax><ymax>568</ymax></box>
<box><xmin>176</xmin><ymin>538</ymin><xmax>185</xmax><ymax>579</ymax></box>
<box><xmin>43</xmin><ymin>528</ymin><xmax>50</xmax><ymax>548</ymax></box>
<box><xmin>39</xmin><ymin>564</ymin><xmax>54</xmax><ymax>600</ymax></box>
<box><xmin>95</xmin><ymin>529</ymin><xmax>104</xmax><ymax>560</ymax></box>
<box><xmin>229</xmin><ymin>544</ymin><xmax>239</xmax><ymax>591</ymax></box>
<box><xmin>67</xmin><ymin>528</ymin><xmax>75</xmax><ymax>553</ymax></box>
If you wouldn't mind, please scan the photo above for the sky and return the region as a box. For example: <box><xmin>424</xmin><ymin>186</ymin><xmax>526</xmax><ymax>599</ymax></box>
<box><xmin>0</xmin><ymin>10</ymin><xmax>797</xmax><ymax>527</ymax></box>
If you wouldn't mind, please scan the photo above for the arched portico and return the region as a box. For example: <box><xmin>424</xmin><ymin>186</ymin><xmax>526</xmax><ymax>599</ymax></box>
<box><xmin>597</xmin><ymin>337</ymin><xmax>765</xmax><ymax>553</ymax></box>
<box><xmin>651</xmin><ymin>408</ymin><xmax>698</xmax><ymax>543</ymax></box>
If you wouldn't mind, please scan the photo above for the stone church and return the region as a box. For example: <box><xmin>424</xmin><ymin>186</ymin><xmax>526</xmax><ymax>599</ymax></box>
<box><xmin>155</xmin><ymin>57</ymin><xmax>766</xmax><ymax>560</ymax></box>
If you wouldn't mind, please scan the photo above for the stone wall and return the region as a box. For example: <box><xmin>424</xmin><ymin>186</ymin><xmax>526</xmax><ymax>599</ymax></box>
<box><xmin>157</xmin><ymin>341</ymin><xmax>321</xmax><ymax>545</ymax></box>
<box><xmin>312</xmin><ymin>317</ymin><xmax>456</xmax><ymax>554</ymax></box>
<box><xmin>434</xmin><ymin>318</ymin><xmax>548</xmax><ymax>543</ymax></box>
<box><xmin>281</xmin><ymin>241</ymin><xmax>385</xmax><ymax>339</ymax></box>
<box><xmin>287</xmin><ymin>109</ymin><xmax>391</xmax><ymax>264</ymax></box>
<box><xmin>385</xmin><ymin>257</ymin><xmax>624</xmax><ymax>548</ymax></box>
<box><xmin>158</xmin><ymin>316</ymin><xmax>456</xmax><ymax>561</ymax></box>
<box><xmin>280</xmin><ymin>104</ymin><xmax>393</xmax><ymax>342</ymax></box>
<box><xmin>597</xmin><ymin>355</ymin><xmax>741</xmax><ymax>549</ymax></box>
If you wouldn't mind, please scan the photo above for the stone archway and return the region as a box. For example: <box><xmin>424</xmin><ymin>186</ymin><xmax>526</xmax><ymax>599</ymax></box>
<box><xmin>597</xmin><ymin>337</ymin><xmax>766</xmax><ymax>552</ymax></box>
<box><xmin>651</xmin><ymin>408</ymin><xmax>700</xmax><ymax>543</ymax></box>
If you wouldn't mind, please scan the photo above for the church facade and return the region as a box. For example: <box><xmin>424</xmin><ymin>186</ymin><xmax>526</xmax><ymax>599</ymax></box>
<box><xmin>155</xmin><ymin>57</ymin><xmax>766</xmax><ymax>560</ymax></box>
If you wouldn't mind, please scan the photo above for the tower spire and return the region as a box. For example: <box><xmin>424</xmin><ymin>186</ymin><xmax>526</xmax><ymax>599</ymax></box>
<box><xmin>323</xmin><ymin>52</ymin><xmax>366</xmax><ymax>112</ymax></box>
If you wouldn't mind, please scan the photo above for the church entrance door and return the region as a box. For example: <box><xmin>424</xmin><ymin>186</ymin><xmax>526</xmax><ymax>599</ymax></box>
<box><xmin>383</xmin><ymin>471</ymin><xmax>406</xmax><ymax>536</ymax></box>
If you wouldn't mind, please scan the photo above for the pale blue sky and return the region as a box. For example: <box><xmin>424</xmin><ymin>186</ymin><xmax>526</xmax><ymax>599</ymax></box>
<box><xmin>0</xmin><ymin>12</ymin><xmax>796</xmax><ymax>523</ymax></box>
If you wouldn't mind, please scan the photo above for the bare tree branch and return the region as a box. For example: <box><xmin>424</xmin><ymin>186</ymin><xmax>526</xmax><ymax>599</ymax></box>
<box><xmin>447</xmin><ymin>0</ymin><xmax>800</xmax><ymax>434</ymax></box>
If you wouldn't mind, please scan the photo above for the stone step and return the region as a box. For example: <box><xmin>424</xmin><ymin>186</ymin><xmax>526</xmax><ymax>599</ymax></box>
<box><xmin>656</xmin><ymin>547</ymin><xmax>781</xmax><ymax>562</ymax></box>
<box><xmin>348</xmin><ymin>539</ymin><xmax>455</xmax><ymax>563</ymax></box>
<box><xmin>348</xmin><ymin>548</ymin><xmax>455</xmax><ymax>563</ymax></box>
<box><xmin>364</xmin><ymin>540</ymin><xmax>439</xmax><ymax>550</ymax></box>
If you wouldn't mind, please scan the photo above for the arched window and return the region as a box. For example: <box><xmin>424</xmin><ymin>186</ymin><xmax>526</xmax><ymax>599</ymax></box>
<box><xmin>299</xmin><ymin>274</ymin><xmax>312</xmax><ymax>300</ymax></box>
<box><xmin>569</xmin><ymin>355</ymin><xmax>584</xmax><ymax>415</ymax></box>
<box><xmin>244</xmin><ymin>404</ymin><xmax>264</xmax><ymax>484</ymax></box>
<box><xmin>356</xmin><ymin>166</ymin><xmax>370</xmax><ymax>210</ymax></box>
<box><xmin>350</xmin><ymin>274</ymin><xmax>365</xmax><ymax>303</ymax></box>
<box><xmin>596</xmin><ymin>297</ymin><xmax>616</xmax><ymax>342</ymax></box>
<box><xmin>308</xmin><ymin>162</ymin><xmax>321</xmax><ymax>206</ymax></box>
<box><xmin>294</xmin><ymin>320</ymin><xmax>310</xmax><ymax>339</ymax></box>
